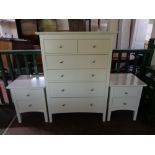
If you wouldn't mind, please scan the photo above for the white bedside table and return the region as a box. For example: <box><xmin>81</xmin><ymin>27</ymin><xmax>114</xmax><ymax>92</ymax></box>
<box><xmin>7</xmin><ymin>75</ymin><xmax>48</xmax><ymax>123</ymax></box>
<box><xmin>107</xmin><ymin>73</ymin><xmax>146</xmax><ymax>121</ymax></box>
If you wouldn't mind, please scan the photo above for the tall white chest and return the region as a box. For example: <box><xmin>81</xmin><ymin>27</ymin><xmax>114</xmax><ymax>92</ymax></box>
<box><xmin>37</xmin><ymin>32</ymin><xmax>115</xmax><ymax>122</ymax></box>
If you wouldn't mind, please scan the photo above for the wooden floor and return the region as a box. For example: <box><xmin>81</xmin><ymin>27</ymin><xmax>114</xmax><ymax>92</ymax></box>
<box><xmin>2</xmin><ymin>110</ymin><xmax>155</xmax><ymax>135</ymax></box>
<box><xmin>0</xmin><ymin>106</ymin><xmax>15</xmax><ymax>134</ymax></box>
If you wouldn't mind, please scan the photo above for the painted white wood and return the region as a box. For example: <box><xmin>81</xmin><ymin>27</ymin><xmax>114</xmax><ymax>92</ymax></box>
<box><xmin>107</xmin><ymin>74</ymin><xmax>146</xmax><ymax>121</ymax></box>
<box><xmin>78</xmin><ymin>39</ymin><xmax>110</xmax><ymax>53</ymax></box>
<box><xmin>112</xmin><ymin>87</ymin><xmax>140</xmax><ymax>97</ymax></box>
<box><xmin>17</xmin><ymin>100</ymin><xmax>44</xmax><ymax>113</ymax></box>
<box><xmin>110</xmin><ymin>97</ymin><xmax>138</xmax><ymax>110</ymax></box>
<box><xmin>7</xmin><ymin>75</ymin><xmax>45</xmax><ymax>89</ymax></box>
<box><xmin>46</xmin><ymin>69</ymin><xmax>107</xmax><ymax>82</ymax></box>
<box><xmin>44</xmin><ymin>39</ymin><xmax>77</xmax><ymax>54</ymax></box>
<box><xmin>45</xmin><ymin>55</ymin><xmax>108</xmax><ymax>69</ymax></box>
<box><xmin>14</xmin><ymin>89</ymin><xmax>43</xmax><ymax>101</ymax></box>
<box><xmin>110</xmin><ymin>73</ymin><xmax>147</xmax><ymax>87</ymax></box>
<box><xmin>48</xmin><ymin>82</ymin><xmax>106</xmax><ymax>97</ymax></box>
<box><xmin>130</xmin><ymin>19</ymin><xmax>149</xmax><ymax>49</ymax></box>
<box><xmin>49</xmin><ymin>97</ymin><xmax>106</xmax><ymax>113</ymax></box>
<box><xmin>37</xmin><ymin>32</ymin><xmax>116</xmax><ymax>122</ymax></box>
<box><xmin>7</xmin><ymin>75</ymin><xmax>48</xmax><ymax>123</ymax></box>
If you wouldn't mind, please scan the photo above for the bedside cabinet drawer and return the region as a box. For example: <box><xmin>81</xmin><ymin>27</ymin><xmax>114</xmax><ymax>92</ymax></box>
<box><xmin>112</xmin><ymin>87</ymin><xmax>140</xmax><ymax>97</ymax></box>
<box><xmin>17</xmin><ymin>100</ymin><xmax>44</xmax><ymax>113</ymax></box>
<box><xmin>111</xmin><ymin>97</ymin><xmax>138</xmax><ymax>111</ymax></box>
<box><xmin>44</xmin><ymin>39</ymin><xmax>77</xmax><ymax>53</ymax></box>
<box><xmin>78</xmin><ymin>39</ymin><xmax>110</xmax><ymax>53</ymax></box>
<box><xmin>14</xmin><ymin>89</ymin><xmax>43</xmax><ymax>101</ymax></box>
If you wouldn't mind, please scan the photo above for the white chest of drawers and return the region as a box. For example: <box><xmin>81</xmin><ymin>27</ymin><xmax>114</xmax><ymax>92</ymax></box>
<box><xmin>7</xmin><ymin>75</ymin><xmax>48</xmax><ymax>123</ymax></box>
<box><xmin>36</xmin><ymin>32</ymin><xmax>116</xmax><ymax>122</ymax></box>
<box><xmin>107</xmin><ymin>73</ymin><xmax>147</xmax><ymax>121</ymax></box>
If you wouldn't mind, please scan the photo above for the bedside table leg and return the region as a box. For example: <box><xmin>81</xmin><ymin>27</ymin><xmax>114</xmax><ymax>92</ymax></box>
<box><xmin>107</xmin><ymin>111</ymin><xmax>111</xmax><ymax>121</ymax></box>
<box><xmin>17</xmin><ymin>113</ymin><xmax>22</xmax><ymax>123</ymax></box>
<box><xmin>133</xmin><ymin>110</ymin><xmax>138</xmax><ymax>121</ymax></box>
<box><xmin>102</xmin><ymin>113</ymin><xmax>106</xmax><ymax>122</ymax></box>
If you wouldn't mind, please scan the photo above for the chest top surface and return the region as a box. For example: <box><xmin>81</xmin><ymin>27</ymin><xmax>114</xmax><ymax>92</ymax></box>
<box><xmin>7</xmin><ymin>75</ymin><xmax>45</xmax><ymax>89</ymax></box>
<box><xmin>110</xmin><ymin>73</ymin><xmax>147</xmax><ymax>87</ymax></box>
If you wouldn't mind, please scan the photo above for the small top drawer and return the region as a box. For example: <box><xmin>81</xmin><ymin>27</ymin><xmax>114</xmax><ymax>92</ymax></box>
<box><xmin>44</xmin><ymin>39</ymin><xmax>77</xmax><ymax>53</ymax></box>
<box><xmin>78</xmin><ymin>39</ymin><xmax>111</xmax><ymax>53</ymax></box>
<box><xmin>112</xmin><ymin>86</ymin><xmax>140</xmax><ymax>97</ymax></box>
<box><xmin>14</xmin><ymin>89</ymin><xmax>43</xmax><ymax>101</ymax></box>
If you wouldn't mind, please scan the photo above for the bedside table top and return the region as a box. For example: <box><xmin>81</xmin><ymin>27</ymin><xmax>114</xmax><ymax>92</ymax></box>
<box><xmin>7</xmin><ymin>75</ymin><xmax>45</xmax><ymax>89</ymax></box>
<box><xmin>110</xmin><ymin>73</ymin><xmax>147</xmax><ymax>87</ymax></box>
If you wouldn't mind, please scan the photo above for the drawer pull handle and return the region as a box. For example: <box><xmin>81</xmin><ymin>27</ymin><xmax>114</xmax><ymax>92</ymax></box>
<box><xmin>28</xmin><ymin>104</ymin><xmax>32</xmax><ymax>107</ymax></box>
<box><xmin>90</xmin><ymin>103</ymin><xmax>93</xmax><ymax>107</ymax></box>
<box><xmin>60</xmin><ymin>74</ymin><xmax>64</xmax><ymax>78</ymax></box>
<box><xmin>90</xmin><ymin>88</ymin><xmax>94</xmax><ymax>92</ymax></box>
<box><xmin>92</xmin><ymin>45</ymin><xmax>96</xmax><ymax>48</ymax></box>
<box><xmin>92</xmin><ymin>60</ymin><xmax>96</xmax><ymax>63</ymax></box>
<box><xmin>61</xmin><ymin>89</ymin><xmax>65</xmax><ymax>92</ymax></box>
<box><xmin>26</xmin><ymin>94</ymin><xmax>30</xmax><ymax>97</ymax></box>
<box><xmin>59</xmin><ymin>60</ymin><xmax>64</xmax><ymax>64</ymax></box>
<box><xmin>62</xmin><ymin>104</ymin><xmax>66</xmax><ymax>107</ymax></box>
<box><xmin>91</xmin><ymin>74</ymin><xmax>95</xmax><ymax>77</ymax></box>
<box><xmin>124</xmin><ymin>92</ymin><xmax>128</xmax><ymax>95</ymax></box>
<box><xmin>123</xmin><ymin>102</ymin><xmax>127</xmax><ymax>105</ymax></box>
<box><xmin>59</xmin><ymin>45</ymin><xmax>63</xmax><ymax>48</ymax></box>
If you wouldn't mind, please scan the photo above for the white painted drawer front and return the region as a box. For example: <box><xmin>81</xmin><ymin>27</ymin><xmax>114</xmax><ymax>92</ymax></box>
<box><xmin>14</xmin><ymin>89</ymin><xmax>43</xmax><ymax>101</ymax></box>
<box><xmin>111</xmin><ymin>97</ymin><xmax>138</xmax><ymax>111</ymax></box>
<box><xmin>50</xmin><ymin>97</ymin><xmax>106</xmax><ymax>113</ymax></box>
<box><xmin>44</xmin><ymin>39</ymin><xmax>77</xmax><ymax>53</ymax></box>
<box><xmin>17</xmin><ymin>100</ymin><xmax>44</xmax><ymax>113</ymax></box>
<box><xmin>46</xmin><ymin>55</ymin><xmax>108</xmax><ymax>69</ymax></box>
<box><xmin>78</xmin><ymin>39</ymin><xmax>110</xmax><ymax>53</ymax></box>
<box><xmin>112</xmin><ymin>87</ymin><xmax>140</xmax><ymax>97</ymax></box>
<box><xmin>46</xmin><ymin>69</ymin><xmax>107</xmax><ymax>82</ymax></box>
<box><xmin>48</xmin><ymin>83</ymin><xmax>106</xmax><ymax>97</ymax></box>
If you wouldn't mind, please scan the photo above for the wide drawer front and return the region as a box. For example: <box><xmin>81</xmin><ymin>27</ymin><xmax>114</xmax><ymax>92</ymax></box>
<box><xmin>111</xmin><ymin>97</ymin><xmax>138</xmax><ymax>111</ymax></box>
<box><xmin>45</xmin><ymin>55</ymin><xmax>108</xmax><ymax>69</ymax></box>
<box><xmin>49</xmin><ymin>97</ymin><xmax>107</xmax><ymax>113</ymax></box>
<box><xmin>112</xmin><ymin>87</ymin><xmax>140</xmax><ymax>97</ymax></box>
<box><xmin>78</xmin><ymin>39</ymin><xmax>111</xmax><ymax>53</ymax></box>
<box><xmin>48</xmin><ymin>83</ymin><xmax>106</xmax><ymax>97</ymax></box>
<box><xmin>14</xmin><ymin>89</ymin><xmax>43</xmax><ymax>101</ymax></box>
<box><xmin>17</xmin><ymin>100</ymin><xmax>44</xmax><ymax>113</ymax></box>
<box><xmin>46</xmin><ymin>69</ymin><xmax>107</xmax><ymax>82</ymax></box>
<box><xmin>44</xmin><ymin>39</ymin><xmax>77</xmax><ymax>53</ymax></box>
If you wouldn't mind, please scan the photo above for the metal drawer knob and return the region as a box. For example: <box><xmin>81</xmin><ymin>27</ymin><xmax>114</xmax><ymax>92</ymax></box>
<box><xmin>28</xmin><ymin>104</ymin><xmax>32</xmax><ymax>107</ymax></box>
<box><xmin>62</xmin><ymin>104</ymin><xmax>66</xmax><ymax>107</ymax></box>
<box><xmin>59</xmin><ymin>45</ymin><xmax>63</xmax><ymax>48</ymax></box>
<box><xmin>59</xmin><ymin>60</ymin><xmax>64</xmax><ymax>64</ymax></box>
<box><xmin>90</xmin><ymin>103</ymin><xmax>93</xmax><ymax>107</ymax></box>
<box><xmin>92</xmin><ymin>60</ymin><xmax>96</xmax><ymax>63</ymax></box>
<box><xmin>91</xmin><ymin>74</ymin><xmax>95</xmax><ymax>77</ymax></box>
<box><xmin>92</xmin><ymin>45</ymin><xmax>96</xmax><ymax>48</ymax></box>
<box><xmin>123</xmin><ymin>102</ymin><xmax>127</xmax><ymax>105</ymax></box>
<box><xmin>90</xmin><ymin>88</ymin><xmax>94</xmax><ymax>92</ymax></box>
<box><xmin>61</xmin><ymin>89</ymin><xmax>65</xmax><ymax>92</ymax></box>
<box><xmin>60</xmin><ymin>74</ymin><xmax>64</xmax><ymax>78</ymax></box>
<box><xmin>124</xmin><ymin>92</ymin><xmax>128</xmax><ymax>95</ymax></box>
<box><xmin>26</xmin><ymin>94</ymin><xmax>30</xmax><ymax>97</ymax></box>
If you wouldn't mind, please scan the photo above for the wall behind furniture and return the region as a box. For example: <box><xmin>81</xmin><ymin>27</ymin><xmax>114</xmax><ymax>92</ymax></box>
<box><xmin>117</xmin><ymin>19</ymin><xmax>131</xmax><ymax>49</ymax></box>
<box><xmin>0</xmin><ymin>20</ymin><xmax>18</xmax><ymax>38</ymax></box>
